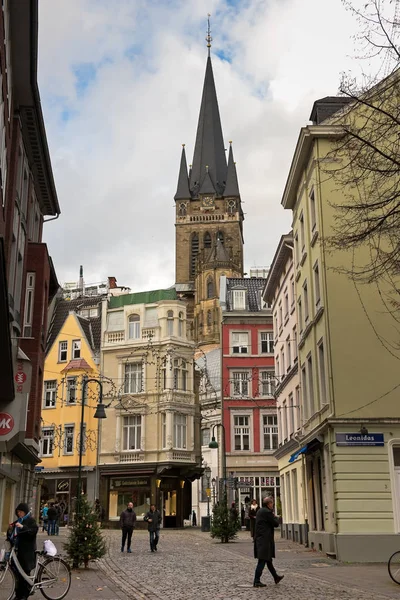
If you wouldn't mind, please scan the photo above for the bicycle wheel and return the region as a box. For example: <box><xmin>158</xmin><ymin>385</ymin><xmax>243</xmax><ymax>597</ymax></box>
<box><xmin>38</xmin><ymin>556</ymin><xmax>71</xmax><ymax>600</ymax></box>
<box><xmin>0</xmin><ymin>564</ymin><xmax>16</xmax><ymax>600</ymax></box>
<box><xmin>388</xmin><ymin>550</ymin><xmax>400</xmax><ymax>584</ymax></box>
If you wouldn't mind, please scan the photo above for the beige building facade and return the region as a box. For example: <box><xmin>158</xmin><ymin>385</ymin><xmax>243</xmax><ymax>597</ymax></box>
<box><xmin>281</xmin><ymin>96</ymin><xmax>400</xmax><ymax>561</ymax></box>
<box><xmin>99</xmin><ymin>289</ymin><xmax>202</xmax><ymax>528</ymax></box>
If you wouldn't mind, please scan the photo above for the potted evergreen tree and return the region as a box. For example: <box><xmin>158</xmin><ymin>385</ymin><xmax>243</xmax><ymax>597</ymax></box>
<box><xmin>210</xmin><ymin>498</ymin><xmax>240</xmax><ymax>543</ymax></box>
<box><xmin>64</xmin><ymin>497</ymin><xmax>107</xmax><ymax>568</ymax></box>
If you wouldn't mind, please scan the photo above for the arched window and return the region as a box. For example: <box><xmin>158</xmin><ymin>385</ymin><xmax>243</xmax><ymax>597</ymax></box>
<box><xmin>217</xmin><ymin>230</ymin><xmax>224</xmax><ymax>245</ymax></box>
<box><xmin>207</xmin><ymin>310</ymin><xmax>212</xmax><ymax>327</ymax></box>
<box><xmin>179</xmin><ymin>203</ymin><xmax>187</xmax><ymax>216</ymax></box>
<box><xmin>204</xmin><ymin>232</ymin><xmax>211</xmax><ymax>248</ymax></box>
<box><xmin>207</xmin><ymin>277</ymin><xmax>214</xmax><ymax>299</ymax></box>
<box><xmin>190</xmin><ymin>233</ymin><xmax>199</xmax><ymax>277</ymax></box>
<box><xmin>167</xmin><ymin>310</ymin><xmax>174</xmax><ymax>336</ymax></box>
<box><xmin>227</xmin><ymin>199</ymin><xmax>236</xmax><ymax>214</ymax></box>
<box><xmin>128</xmin><ymin>314</ymin><xmax>140</xmax><ymax>339</ymax></box>
<box><xmin>178</xmin><ymin>311</ymin><xmax>184</xmax><ymax>337</ymax></box>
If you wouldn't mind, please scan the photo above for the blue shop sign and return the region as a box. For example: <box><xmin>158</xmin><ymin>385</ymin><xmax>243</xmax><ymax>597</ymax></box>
<box><xmin>335</xmin><ymin>433</ymin><xmax>384</xmax><ymax>446</ymax></box>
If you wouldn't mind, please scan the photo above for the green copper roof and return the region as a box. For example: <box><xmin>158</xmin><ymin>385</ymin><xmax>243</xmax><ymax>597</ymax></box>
<box><xmin>109</xmin><ymin>288</ymin><xmax>177</xmax><ymax>309</ymax></box>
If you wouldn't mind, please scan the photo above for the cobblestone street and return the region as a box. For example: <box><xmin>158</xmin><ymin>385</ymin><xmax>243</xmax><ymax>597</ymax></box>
<box><xmin>40</xmin><ymin>529</ymin><xmax>399</xmax><ymax>600</ymax></box>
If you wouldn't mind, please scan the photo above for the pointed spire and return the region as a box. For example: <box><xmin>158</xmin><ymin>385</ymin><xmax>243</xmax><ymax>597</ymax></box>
<box><xmin>189</xmin><ymin>54</ymin><xmax>227</xmax><ymax>197</ymax></box>
<box><xmin>174</xmin><ymin>145</ymin><xmax>191</xmax><ymax>200</ymax></box>
<box><xmin>224</xmin><ymin>142</ymin><xmax>240</xmax><ymax>197</ymax></box>
<box><xmin>199</xmin><ymin>166</ymin><xmax>216</xmax><ymax>194</ymax></box>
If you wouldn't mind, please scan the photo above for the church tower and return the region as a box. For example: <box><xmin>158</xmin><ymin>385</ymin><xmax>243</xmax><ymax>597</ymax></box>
<box><xmin>174</xmin><ymin>23</ymin><xmax>244</xmax><ymax>347</ymax></box>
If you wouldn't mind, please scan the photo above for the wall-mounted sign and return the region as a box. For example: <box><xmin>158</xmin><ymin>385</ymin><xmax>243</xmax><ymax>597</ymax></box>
<box><xmin>57</xmin><ymin>480</ymin><xmax>70</xmax><ymax>492</ymax></box>
<box><xmin>0</xmin><ymin>413</ymin><xmax>14</xmax><ymax>436</ymax></box>
<box><xmin>336</xmin><ymin>433</ymin><xmax>384</xmax><ymax>447</ymax></box>
<box><xmin>110</xmin><ymin>478</ymin><xmax>150</xmax><ymax>489</ymax></box>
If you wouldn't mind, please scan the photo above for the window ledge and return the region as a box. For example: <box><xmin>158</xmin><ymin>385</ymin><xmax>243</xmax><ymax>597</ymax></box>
<box><xmin>310</xmin><ymin>229</ymin><xmax>319</xmax><ymax>247</ymax></box>
<box><xmin>300</xmin><ymin>251</ymin><xmax>307</xmax><ymax>267</ymax></box>
<box><xmin>295</xmin><ymin>270</ymin><xmax>301</xmax><ymax>282</ymax></box>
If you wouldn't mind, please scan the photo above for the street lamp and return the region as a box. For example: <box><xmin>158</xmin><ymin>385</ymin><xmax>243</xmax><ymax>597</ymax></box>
<box><xmin>204</xmin><ymin>465</ymin><xmax>211</xmax><ymax>517</ymax></box>
<box><xmin>211</xmin><ymin>477</ymin><xmax>216</xmax><ymax>507</ymax></box>
<box><xmin>76</xmin><ymin>378</ymin><xmax>107</xmax><ymax>517</ymax></box>
<box><xmin>208</xmin><ymin>423</ymin><xmax>227</xmax><ymax>504</ymax></box>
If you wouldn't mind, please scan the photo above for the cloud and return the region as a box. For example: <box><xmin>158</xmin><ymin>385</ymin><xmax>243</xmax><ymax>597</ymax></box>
<box><xmin>38</xmin><ymin>0</ymin><xmax>359</xmax><ymax>290</ymax></box>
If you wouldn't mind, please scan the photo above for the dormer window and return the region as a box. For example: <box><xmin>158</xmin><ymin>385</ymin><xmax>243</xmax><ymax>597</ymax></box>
<box><xmin>233</xmin><ymin>289</ymin><xmax>246</xmax><ymax>310</ymax></box>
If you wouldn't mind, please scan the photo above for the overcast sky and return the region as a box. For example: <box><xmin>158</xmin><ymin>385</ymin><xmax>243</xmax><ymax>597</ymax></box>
<box><xmin>38</xmin><ymin>0</ymin><xmax>359</xmax><ymax>292</ymax></box>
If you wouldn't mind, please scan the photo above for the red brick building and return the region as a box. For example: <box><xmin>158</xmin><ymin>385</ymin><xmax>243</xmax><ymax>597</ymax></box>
<box><xmin>0</xmin><ymin>1</ymin><xmax>60</xmax><ymax>530</ymax></box>
<box><xmin>220</xmin><ymin>276</ymin><xmax>280</xmax><ymax>508</ymax></box>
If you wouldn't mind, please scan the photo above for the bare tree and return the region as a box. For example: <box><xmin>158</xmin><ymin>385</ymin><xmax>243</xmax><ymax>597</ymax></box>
<box><xmin>324</xmin><ymin>0</ymin><xmax>400</xmax><ymax>288</ymax></box>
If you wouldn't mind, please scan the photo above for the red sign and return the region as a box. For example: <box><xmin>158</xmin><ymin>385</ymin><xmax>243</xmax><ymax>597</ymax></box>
<box><xmin>0</xmin><ymin>413</ymin><xmax>14</xmax><ymax>435</ymax></box>
<box><xmin>15</xmin><ymin>372</ymin><xmax>27</xmax><ymax>384</ymax></box>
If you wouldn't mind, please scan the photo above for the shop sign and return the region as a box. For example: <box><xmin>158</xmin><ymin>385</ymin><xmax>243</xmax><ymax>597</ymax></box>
<box><xmin>111</xmin><ymin>478</ymin><xmax>150</xmax><ymax>489</ymax></box>
<box><xmin>336</xmin><ymin>433</ymin><xmax>384</xmax><ymax>446</ymax></box>
<box><xmin>0</xmin><ymin>412</ymin><xmax>14</xmax><ymax>436</ymax></box>
<box><xmin>57</xmin><ymin>480</ymin><xmax>70</xmax><ymax>492</ymax></box>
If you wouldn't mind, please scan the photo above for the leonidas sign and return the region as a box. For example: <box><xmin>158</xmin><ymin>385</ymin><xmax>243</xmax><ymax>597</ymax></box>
<box><xmin>336</xmin><ymin>433</ymin><xmax>384</xmax><ymax>447</ymax></box>
<box><xmin>0</xmin><ymin>413</ymin><xmax>14</xmax><ymax>436</ymax></box>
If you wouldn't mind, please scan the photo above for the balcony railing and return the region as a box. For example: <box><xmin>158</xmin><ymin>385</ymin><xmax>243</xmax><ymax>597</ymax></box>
<box><xmin>107</xmin><ymin>331</ymin><xmax>124</xmax><ymax>343</ymax></box>
<box><xmin>118</xmin><ymin>451</ymin><xmax>144</xmax><ymax>463</ymax></box>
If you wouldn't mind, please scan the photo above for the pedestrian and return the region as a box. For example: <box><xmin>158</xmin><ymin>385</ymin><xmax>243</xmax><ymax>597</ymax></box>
<box><xmin>249</xmin><ymin>498</ymin><xmax>259</xmax><ymax>539</ymax></box>
<box><xmin>94</xmin><ymin>498</ymin><xmax>103</xmax><ymax>525</ymax></box>
<box><xmin>7</xmin><ymin>502</ymin><xmax>38</xmax><ymax>600</ymax></box>
<box><xmin>144</xmin><ymin>504</ymin><xmax>162</xmax><ymax>552</ymax></box>
<box><xmin>54</xmin><ymin>502</ymin><xmax>62</xmax><ymax>535</ymax></box>
<box><xmin>47</xmin><ymin>502</ymin><xmax>57</xmax><ymax>536</ymax></box>
<box><xmin>41</xmin><ymin>503</ymin><xmax>48</xmax><ymax>532</ymax></box>
<box><xmin>192</xmin><ymin>510</ymin><xmax>197</xmax><ymax>527</ymax></box>
<box><xmin>119</xmin><ymin>502</ymin><xmax>136</xmax><ymax>553</ymax></box>
<box><xmin>253</xmin><ymin>496</ymin><xmax>283</xmax><ymax>587</ymax></box>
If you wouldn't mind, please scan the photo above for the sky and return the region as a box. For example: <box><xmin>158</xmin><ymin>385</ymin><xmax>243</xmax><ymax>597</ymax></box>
<box><xmin>38</xmin><ymin>0</ymin><xmax>359</xmax><ymax>292</ymax></box>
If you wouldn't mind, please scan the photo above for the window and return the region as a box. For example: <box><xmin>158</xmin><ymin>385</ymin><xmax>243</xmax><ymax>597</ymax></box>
<box><xmin>122</xmin><ymin>415</ymin><xmax>142</xmax><ymax>450</ymax></box>
<box><xmin>66</xmin><ymin>377</ymin><xmax>77</xmax><ymax>404</ymax></box>
<box><xmin>293</xmin><ymin>326</ymin><xmax>298</xmax><ymax>361</ymax></box>
<box><xmin>282</xmin><ymin>400</ymin><xmax>288</xmax><ymax>441</ymax></box>
<box><xmin>303</xmin><ymin>281</ymin><xmax>309</xmax><ymax>323</ymax></box>
<box><xmin>41</xmin><ymin>427</ymin><xmax>54</xmax><ymax>457</ymax></box>
<box><xmin>284</xmin><ymin>290</ymin><xmax>289</xmax><ymax>319</ymax></box>
<box><xmin>72</xmin><ymin>339</ymin><xmax>81</xmax><ymax>359</ymax></box>
<box><xmin>232</xmin><ymin>332</ymin><xmax>248</xmax><ymax>354</ymax></box>
<box><xmin>173</xmin><ymin>358</ymin><xmax>180</xmax><ymax>389</ymax></box>
<box><xmin>217</xmin><ymin>230</ymin><xmax>224</xmax><ymax>245</ymax></box>
<box><xmin>318</xmin><ymin>340</ymin><xmax>327</xmax><ymax>405</ymax></box>
<box><xmin>309</xmin><ymin>188</ymin><xmax>316</xmax><ymax>231</ymax></box>
<box><xmin>286</xmin><ymin>336</ymin><xmax>291</xmax><ymax>370</ymax></box>
<box><xmin>128</xmin><ymin>314</ymin><xmax>140</xmax><ymax>339</ymax></box>
<box><xmin>161</xmin><ymin>413</ymin><xmax>167</xmax><ymax>448</ymax></box>
<box><xmin>288</xmin><ymin>392</ymin><xmax>294</xmax><ymax>436</ymax></box>
<box><xmin>167</xmin><ymin>310</ymin><xmax>174</xmax><ymax>336</ymax></box>
<box><xmin>207</xmin><ymin>310</ymin><xmax>212</xmax><ymax>327</ymax></box>
<box><xmin>179</xmin><ymin>202</ymin><xmax>187</xmax><ymax>216</ymax></box>
<box><xmin>190</xmin><ymin>233</ymin><xmax>199</xmax><ymax>277</ymax></box>
<box><xmin>298</xmin><ymin>298</ymin><xmax>303</xmax><ymax>334</ymax></box>
<box><xmin>301</xmin><ymin>365</ymin><xmax>307</xmax><ymax>419</ymax></box>
<box><xmin>58</xmin><ymin>341</ymin><xmax>68</xmax><ymax>362</ymax></box>
<box><xmin>107</xmin><ymin>310</ymin><xmax>124</xmax><ymax>331</ymax></box>
<box><xmin>294</xmin><ymin>233</ymin><xmax>299</xmax><ymax>266</ymax></box>
<box><xmin>307</xmin><ymin>354</ymin><xmax>315</xmax><ymax>415</ymax></box>
<box><xmin>260</xmin><ymin>332</ymin><xmax>274</xmax><ymax>354</ymax></box>
<box><xmin>263</xmin><ymin>414</ymin><xmax>278</xmax><ymax>450</ymax></box>
<box><xmin>314</xmin><ymin>261</ymin><xmax>321</xmax><ymax>308</ymax></box>
<box><xmin>161</xmin><ymin>358</ymin><xmax>167</xmax><ymax>389</ymax></box>
<box><xmin>181</xmin><ymin>360</ymin><xmax>188</xmax><ymax>391</ymax></box>
<box><xmin>279</xmin><ymin>304</ymin><xmax>283</xmax><ymax>330</ymax></box>
<box><xmin>201</xmin><ymin>428</ymin><xmax>210</xmax><ymax>446</ymax></box>
<box><xmin>290</xmin><ymin>277</ymin><xmax>295</xmax><ymax>307</ymax></box>
<box><xmin>207</xmin><ymin>277</ymin><xmax>214</xmax><ymax>298</ymax></box>
<box><xmin>178</xmin><ymin>312</ymin><xmax>184</xmax><ymax>337</ymax></box>
<box><xmin>64</xmin><ymin>425</ymin><xmax>74</xmax><ymax>455</ymax></box>
<box><xmin>232</xmin><ymin>290</ymin><xmax>245</xmax><ymax>310</ymax></box>
<box><xmin>299</xmin><ymin>212</ymin><xmax>305</xmax><ymax>252</ymax></box>
<box><xmin>234</xmin><ymin>415</ymin><xmax>250</xmax><ymax>450</ymax></box>
<box><xmin>124</xmin><ymin>363</ymin><xmax>142</xmax><ymax>394</ymax></box>
<box><xmin>173</xmin><ymin>413</ymin><xmax>187</xmax><ymax>449</ymax></box>
<box><xmin>232</xmin><ymin>372</ymin><xmax>249</xmax><ymax>396</ymax></box>
<box><xmin>204</xmin><ymin>232</ymin><xmax>211</xmax><ymax>248</ymax></box>
<box><xmin>260</xmin><ymin>371</ymin><xmax>276</xmax><ymax>397</ymax></box>
<box><xmin>43</xmin><ymin>380</ymin><xmax>57</xmax><ymax>408</ymax></box>
<box><xmin>23</xmin><ymin>272</ymin><xmax>35</xmax><ymax>337</ymax></box>
<box><xmin>227</xmin><ymin>199</ymin><xmax>236</xmax><ymax>214</ymax></box>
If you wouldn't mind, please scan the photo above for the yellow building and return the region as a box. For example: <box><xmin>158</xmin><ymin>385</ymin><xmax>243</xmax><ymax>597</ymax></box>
<box><xmin>99</xmin><ymin>288</ymin><xmax>202</xmax><ymax>528</ymax></box>
<box><xmin>39</xmin><ymin>295</ymin><xmax>104</xmax><ymax>522</ymax></box>
<box><xmin>281</xmin><ymin>95</ymin><xmax>400</xmax><ymax>561</ymax></box>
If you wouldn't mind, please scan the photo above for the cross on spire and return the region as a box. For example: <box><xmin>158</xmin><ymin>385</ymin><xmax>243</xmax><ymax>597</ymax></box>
<box><xmin>206</xmin><ymin>13</ymin><xmax>212</xmax><ymax>57</ymax></box>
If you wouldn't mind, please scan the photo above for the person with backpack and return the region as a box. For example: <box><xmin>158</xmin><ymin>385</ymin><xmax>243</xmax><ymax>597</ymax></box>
<box><xmin>40</xmin><ymin>503</ymin><xmax>48</xmax><ymax>532</ymax></box>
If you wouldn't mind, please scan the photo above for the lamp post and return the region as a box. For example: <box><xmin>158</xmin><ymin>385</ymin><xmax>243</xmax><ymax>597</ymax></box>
<box><xmin>211</xmin><ymin>477</ymin><xmax>216</xmax><ymax>508</ymax></box>
<box><xmin>76</xmin><ymin>377</ymin><xmax>107</xmax><ymax>518</ymax></box>
<box><xmin>204</xmin><ymin>465</ymin><xmax>211</xmax><ymax>517</ymax></box>
<box><xmin>208</xmin><ymin>423</ymin><xmax>227</xmax><ymax>504</ymax></box>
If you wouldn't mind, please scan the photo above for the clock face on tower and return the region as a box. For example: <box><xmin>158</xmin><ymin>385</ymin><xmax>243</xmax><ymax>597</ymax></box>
<box><xmin>202</xmin><ymin>195</ymin><xmax>215</xmax><ymax>209</ymax></box>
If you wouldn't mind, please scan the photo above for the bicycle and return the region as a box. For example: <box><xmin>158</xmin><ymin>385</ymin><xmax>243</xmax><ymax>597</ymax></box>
<box><xmin>0</xmin><ymin>539</ymin><xmax>71</xmax><ymax>600</ymax></box>
<box><xmin>388</xmin><ymin>550</ymin><xmax>400</xmax><ymax>585</ymax></box>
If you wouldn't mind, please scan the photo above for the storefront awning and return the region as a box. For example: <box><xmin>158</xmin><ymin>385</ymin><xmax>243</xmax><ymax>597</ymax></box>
<box><xmin>288</xmin><ymin>445</ymin><xmax>308</xmax><ymax>463</ymax></box>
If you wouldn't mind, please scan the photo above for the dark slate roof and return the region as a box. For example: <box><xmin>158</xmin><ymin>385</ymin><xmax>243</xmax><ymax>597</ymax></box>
<box><xmin>189</xmin><ymin>56</ymin><xmax>227</xmax><ymax>197</ymax></box>
<box><xmin>205</xmin><ymin>238</ymin><xmax>232</xmax><ymax>265</ymax></box>
<box><xmin>109</xmin><ymin>288</ymin><xmax>177</xmax><ymax>309</ymax></box>
<box><xmin>223</xmin><ymin>143</ymin><xmax>240</xmax><ymax>197</ymax></box>
<box><xmin>174</xmin><ymin>146</ymin><xmax>191</xmax><ymax>200</ymax></box>
<box><xmin>199</xmin><ymin>170</ymin><xmax>216</xmax><ymax>194</ymax></box>
<box><xmin>46</xmin><ymin>295</ymin><xmax>104</xmax><ymax>356</ymax></box>
<box><xmin>226</xmin><ymin>277</ymin><xmax>266</xmax><ymax>312</ymax></box>
<box><xmin>309</xmin><ymin>96</ymin><xmax>353</xmax><ymax>125</ymax></box>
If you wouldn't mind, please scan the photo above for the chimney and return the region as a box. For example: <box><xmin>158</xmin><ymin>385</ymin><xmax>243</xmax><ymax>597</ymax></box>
<box><xmin>78</xmin><ymin>265</ymin><xmax>84</xmax><ymax>296</ymax></box>
<box><xmin>108</xmin><ymin>276</ymin><xmax>117</xmax><ymax>289</ymax></box>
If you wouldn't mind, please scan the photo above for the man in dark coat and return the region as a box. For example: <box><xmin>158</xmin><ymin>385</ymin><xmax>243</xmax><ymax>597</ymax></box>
<box><xmin>143</xmin><ymin>504</ymin><xmax>162</xmax><ymax>552</ymax></box>
<box><xmin>47</xmin><ymin>502</ymin><xmax>58</xmax><ymax>536</ymax></box>
<box><xmin>119</xmin><ymin>502</ymin><xmax>136</xmax><ymax>553</ymax></box>
<box><xmin>253</xmin><ymin>496</ymin><xmax>283</xmax><ymax>587</ymax></box>
<box><xmin>8</xmin><ymin>502</ymin><xmax>38</xmax><ymax>600</ymax></box>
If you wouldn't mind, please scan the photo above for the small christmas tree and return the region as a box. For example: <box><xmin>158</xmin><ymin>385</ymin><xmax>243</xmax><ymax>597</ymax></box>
<box><xmin>210</xmin><ymin>497</ymin><xmax>240</xmax><ymax>543</ymax></box>
<box><xmin>64</xmin><ymin>497</ymin><xmax>107</xmax><ymax>568</ymax></box>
